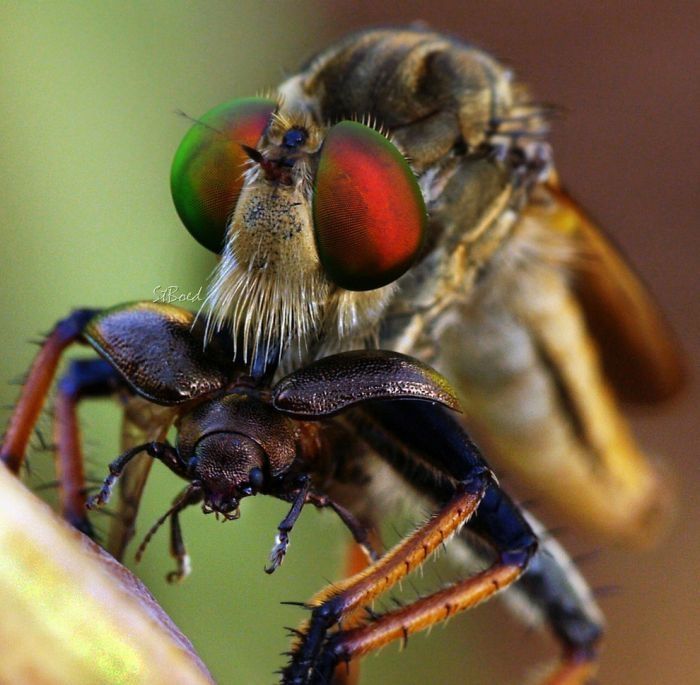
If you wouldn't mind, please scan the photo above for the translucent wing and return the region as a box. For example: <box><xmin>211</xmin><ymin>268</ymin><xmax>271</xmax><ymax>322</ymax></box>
<box><xmin>531</xmin><ymin>180</ymin><xmax>684</xmax><ymax>403</ymax></box>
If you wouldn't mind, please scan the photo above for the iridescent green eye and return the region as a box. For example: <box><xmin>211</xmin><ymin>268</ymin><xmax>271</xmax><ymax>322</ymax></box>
<box><xmin>170</xmin><ymin>97</ymin><xmax>275</xmax><ymax>252</ymax></box>
<box><xmin>312</xmin><ymin>121</ymin><xmax>427</xmax><ymax>291</ymax></box>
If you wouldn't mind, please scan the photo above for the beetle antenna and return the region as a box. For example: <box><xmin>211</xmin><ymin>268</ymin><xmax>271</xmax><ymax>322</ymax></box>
<box><xmin>135</xmin><ymin>484</ymin><xmax>199</xmax><ymax>564</ymax></box>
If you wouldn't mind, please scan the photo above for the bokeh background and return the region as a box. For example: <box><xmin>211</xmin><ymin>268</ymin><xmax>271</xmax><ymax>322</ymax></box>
<box><xmin>1</xmin><ymin>2</ymin><xmax>698</xmax><ymax>683</ymax></box>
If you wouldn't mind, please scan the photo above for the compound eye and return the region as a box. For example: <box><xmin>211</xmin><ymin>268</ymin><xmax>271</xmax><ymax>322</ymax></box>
<box><xmin>248</xmin><ymin>467</ymin><xmax>264</xmax><ymax>490</ymax></box>
<box><xmin>170</xmin><ymin>97</ymin><xmax>275</xmax><ymax>252</ymax></box>
<box><xmin>313</xmin><ymin>121</ymin><xmax>427</xmax><ymax>291</ymax></box>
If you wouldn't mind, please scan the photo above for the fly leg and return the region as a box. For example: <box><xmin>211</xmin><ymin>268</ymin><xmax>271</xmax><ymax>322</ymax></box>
<box><xmin>354</xmin><ymin>399</ymin><xmax>603</xmax><ymax>684</ymax></box>
<box><xmin>491</xmin><ymin>512</ymin><xmax>603</xmax><ymax>684</ymax></box>
<box><xmin>53</xmin><ymin>358</ymin><xmax>122</xmax><ymax>535</ymax></box>
<box><xmin>329</xmin><ymin>542</ymin><xmax>375</xmax><ymax>685</ymax></box>
<box><xmin>1</xmin><ymin>308</ymin><xmax>99</xmax><ymax>474</ymax></box>
<box><xmin>305</xmin><ymin>498</ymin><xmax>383</xmax><ymax>685</ymax></box>
<box><xmin>281</xmin><ymin>471</ymin><xmax>493</xmax><ymax>685</ymax></box>
<box><xmin>308</xmin><ymin>481</ymin><xmax>537</xmax><ymax>685</ymax></box>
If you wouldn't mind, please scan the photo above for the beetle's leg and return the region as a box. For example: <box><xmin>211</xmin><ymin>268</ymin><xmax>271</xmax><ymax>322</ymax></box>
<box><xmin>1</xmin><ymin>308</ymin><xmax>99</xmax><ymax>473</ymax></box>
<box><xmin>165</xmin><ymin>487</ymin><xmax>204</xmax><ymax>583</ymax></box>
<box><xmin>107</xmin><ymin>398</ymin><xmax>179</xmax><ymax>561</ymax></box>
<box><xmin>131</xmin><ymin>484</ymin><xmax>203</xmax><ymax>583</ymax></box>
<box><xmin>53</xmin><ymin>358</ymin><xmax>122</xmax><ymax>536</ymax></box>
<box><xmin>87</xmin><ymin>441</ymin><xmax>183</xmax><ymax>509</ymax></box>
<box><xmin>281</xmin><ymin>474</ymin><xmax>491</xmax><ymax>684</ymax></box>
<box><xmin>266</xmin><ymin>476</ymin><xmax>312</xmax><ymax>573</ymax></box>
<box><xmin>306</xmin><ymin>492</ymin><xmax>382</xmax><ymax>563</ymax></box>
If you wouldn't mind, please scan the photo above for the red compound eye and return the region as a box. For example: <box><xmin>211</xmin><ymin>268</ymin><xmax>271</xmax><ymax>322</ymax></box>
<box><xmin>170</xmin><ymin>97</ymin><xmax>275</xmax><ymax>253</ymax></box>
<box><xmin>312</xmin><ymin>121</ymin><xmax>427</xmax><ymax>291</ymax></box>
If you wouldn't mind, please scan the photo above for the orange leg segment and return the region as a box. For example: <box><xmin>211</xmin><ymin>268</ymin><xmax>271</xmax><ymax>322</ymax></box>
<box><xmin>1</xmin><ymin>309</ymin><xmax>98</xmax><ymax>474</ymax></box>
<box><xmin>51</xmin><ymin>358</ymin><xmax>119</xmax><ymax>534</ymax></box>
<box><xmin>284</xmin><ymin>480</ymin><xmax>490</xmax><ymax>684</ymax></box>
<box><xmin>327</xmin><ymin>561</ymin><xmax>522</xmax><ymax>663</ymax></box>
<box><xmin>541</xmin><ymin>649</ymin><xmax>599</xmax><ymax>685</ymax></box>
<box><xmin>53</xmin><ymin>376</ymin><xmax>91</xmax><ymax>533</ymax></box>
<box><xmin>309</xmin><ymin>484</ymin><xmax>485</xmax><ymax>613</ymax></box>
<box><xmin>330</xmin><ymin>541</ymin><xmax>379</xmax><ymax>685</ymax></box>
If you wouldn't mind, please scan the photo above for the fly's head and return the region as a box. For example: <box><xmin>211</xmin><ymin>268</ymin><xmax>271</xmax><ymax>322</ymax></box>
<box><xmin>205</xmin><ymin>105</ymin><xmax>332</xmax><ymax>366</ymax></box>
<box><xmin>171</xmin><ymin>96</ymin><xmax>428</xmax><ymax>366</ymax></box>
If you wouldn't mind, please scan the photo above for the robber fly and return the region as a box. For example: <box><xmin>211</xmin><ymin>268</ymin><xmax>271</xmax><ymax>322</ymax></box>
<box><xmin>0</xmin><ymin>25</ymin><xmax>680</xmax><ymax>685</ymax></box>
<box><xmin>167</xmin><ymin>27</ymin><xmax>682</xmax><ymax>547</ymax></box>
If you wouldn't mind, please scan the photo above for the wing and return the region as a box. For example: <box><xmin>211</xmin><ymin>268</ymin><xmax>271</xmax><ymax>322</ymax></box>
<box><xmin>527</xmin><ymin>180</ymin><xmax>684</xmax><ymax>404</ymax></box>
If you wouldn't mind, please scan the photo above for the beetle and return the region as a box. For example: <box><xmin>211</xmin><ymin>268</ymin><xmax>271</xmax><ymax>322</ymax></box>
<box><xmin>0</xmin><ymin>301</ymin><xmax>602</xmax><ymax>684</ymax></box>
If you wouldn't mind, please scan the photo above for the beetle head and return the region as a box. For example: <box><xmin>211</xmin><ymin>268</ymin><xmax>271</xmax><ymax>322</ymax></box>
<box><xmin>178</xmin><ymin>393</ymin><xmax>298</xmax><ymax>519</ymax></box>
<box><xmin>189</xmin><ymin>432</ymin><xmax>266</xmax><ymax>519</ymax></box>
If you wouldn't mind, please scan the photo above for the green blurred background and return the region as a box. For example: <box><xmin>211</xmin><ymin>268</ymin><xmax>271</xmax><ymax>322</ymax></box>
<box><xmin>1</xmin><ymin>3</ymin><xmax>698</xmax><ymax>684</ymax></box>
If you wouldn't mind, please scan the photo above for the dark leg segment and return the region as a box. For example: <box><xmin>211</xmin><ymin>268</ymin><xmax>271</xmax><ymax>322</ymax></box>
<box><xmin>133</xmin><ymin>485</ymin><xmax>203</xmax><ymax>583</ymax></box>
<box><xmin>305</xmin><ymin>492</ymin><xmax>381</xmax><ymax>564</ymax></box>
<box><xmin>329</xmin><ymin>542</ymin><xmax>373</xmax><ymax>685</ymax></box>
<box><xmin>87</xmin><ymin>441</ymin><xmax>185</xmax><ymax>509</ymax></box>
<box><xmin>357</xmin><ymin>399</ymin><xmax>492</xmax><ymax>481</ymax></box>
<box><xmin>165</xmin><ymin>488</ymin><xmax>204</xmax><ymax>583</ymax></box>
<box><xmin>53</xmin><ymin>358</ymin><xmax>122</xmax><ymax>535</ymax></box>
<box><xmin>349</xmin><ymin>399</ymin><xmax>603</xmax><ymax>684</ymax></box>
<box><xmin>267</xmin><ymin>476</ymin><xmax>312</xmax><ymax>574</ymax></box>
<box><xmin>1</xmin><ymin>309</ymin><xmax>99</xmax><ymax>473</ymax></box>
<box><xmin>497</xmin><ymin>513</ymin><xmax>604</xmax><ymax>683</ymax></box>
